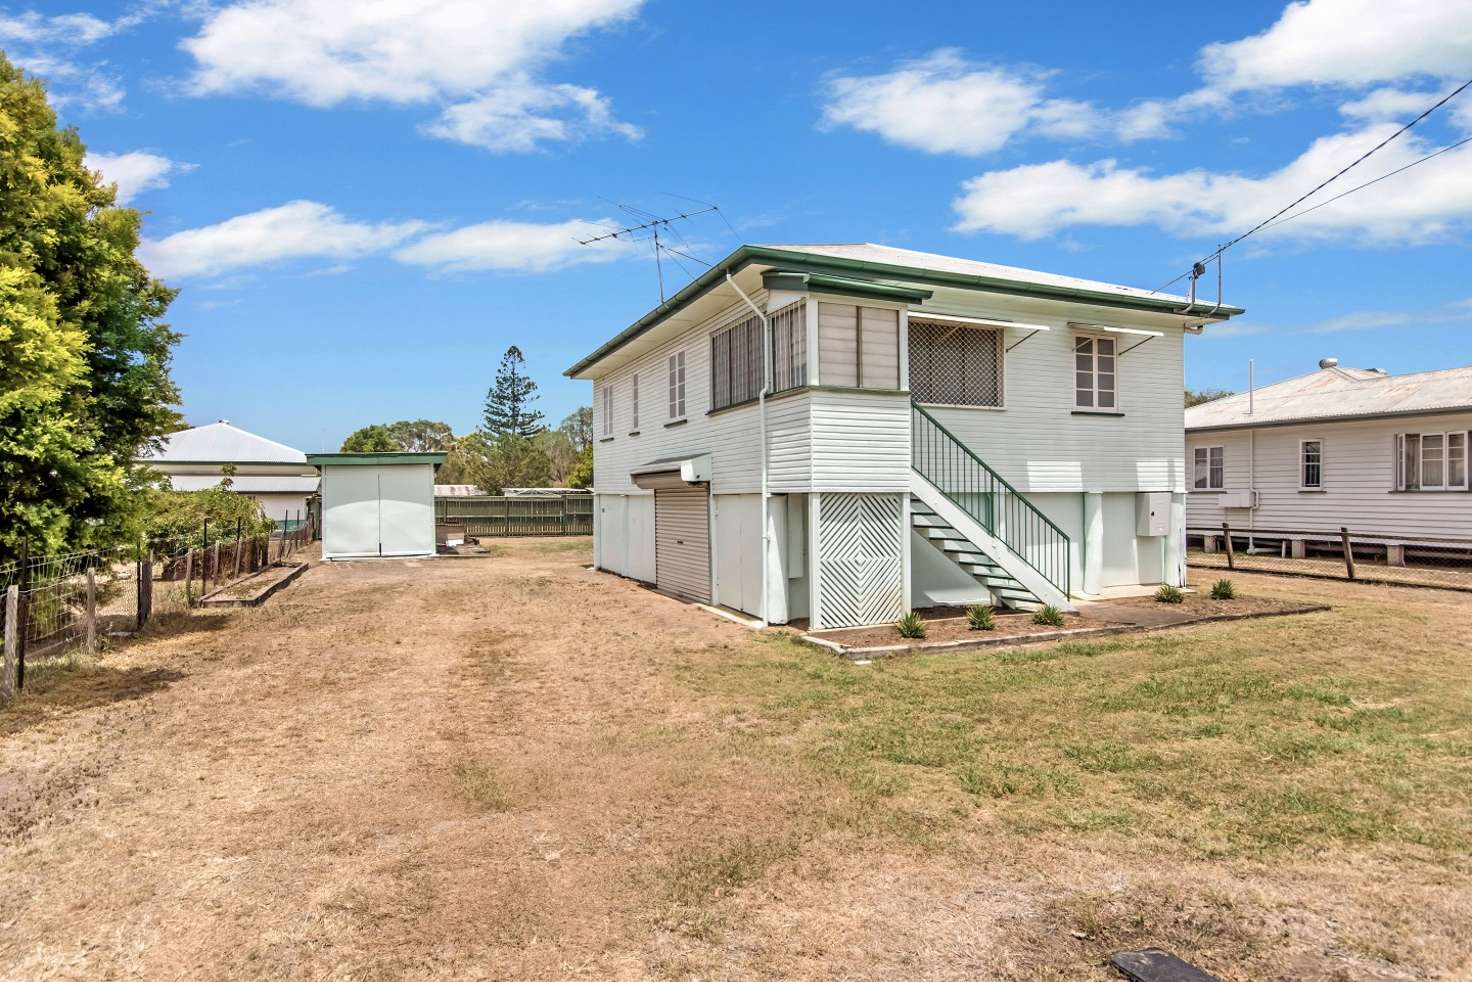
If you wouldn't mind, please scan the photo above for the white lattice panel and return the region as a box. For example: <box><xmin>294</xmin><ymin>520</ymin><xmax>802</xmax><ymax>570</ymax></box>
<box><xmin>816</xmin><ymin>493</ymin><xmax>904</xmax><ymax>628</ymax></box>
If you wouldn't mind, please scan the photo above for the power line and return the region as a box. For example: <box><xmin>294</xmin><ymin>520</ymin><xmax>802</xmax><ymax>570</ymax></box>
<box><xmin>1154</xmin><ymin>76</ymin><xmax>1472</xmax><ymax>297</ymax></box>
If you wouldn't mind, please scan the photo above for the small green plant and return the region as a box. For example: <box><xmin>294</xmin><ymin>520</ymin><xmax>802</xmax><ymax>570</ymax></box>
<box><xmin>896</xmin><ymin>611</ymin><xmax>928</xmax><ymax>639</ymax></box>
<box><xmin>1154</xmin><ymin>584</ymin><xmax>1185</xmax><ymax>604</ymax></box>
<box><xmin>966</xmin><ymin>604</ymin><xmax>995</xmax><ymax>631</ymax></box>
<box><xmin>1031</xmin><ymin>605</ymin><xmax>1065</xmax><ymax>627</ymax></box>
<box><xmin>1210</xmin><ymin>578</ymin><xmax>1236</xmax><ymax>600</ymax></box>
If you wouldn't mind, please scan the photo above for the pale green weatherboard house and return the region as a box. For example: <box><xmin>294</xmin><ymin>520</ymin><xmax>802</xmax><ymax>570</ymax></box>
<box><xmin>308</xmin><ymin>452</ymin><xmax>447</xmax><ymax>560</ymax></box>
<box><xmin>566</xmin><ymin>243</ymin><xmax>1244</xmax><ymax>629</ymax></box>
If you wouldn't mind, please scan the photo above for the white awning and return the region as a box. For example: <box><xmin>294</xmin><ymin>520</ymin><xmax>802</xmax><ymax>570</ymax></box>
<box><xmin>911</xmin><ymin>311</ymin><xmax>1052</xmax><ymax>332</ymax></box>
<box><xmin>1068</xmin><ymin>322</ymin><xmax>1165</xmax><ymax>338</ymax></box>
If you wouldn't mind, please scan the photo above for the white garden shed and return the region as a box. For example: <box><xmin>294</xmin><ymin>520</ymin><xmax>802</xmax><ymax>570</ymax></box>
<box><xmin>307</xmin><ymin>453</ymin><xmax>446</xmax><ymax>560</ymax></box>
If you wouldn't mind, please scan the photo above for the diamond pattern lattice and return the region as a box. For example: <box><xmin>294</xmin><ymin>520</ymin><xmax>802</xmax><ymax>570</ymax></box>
<box><xmin>816</xmin><ymin>493</ymin><xmax>904</xmax><ymax>628</ymax></box>
<box><xmin>908</xmin><ymin>321</ymin><xmax>1003</xmax><ymax>407</ymax></box>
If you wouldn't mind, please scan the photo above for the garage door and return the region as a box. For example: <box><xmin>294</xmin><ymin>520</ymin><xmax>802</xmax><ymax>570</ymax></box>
<box><xmin>655</xmin><ymin>487</ymin><xmax>710</xmax><ymax>603</ymax></box>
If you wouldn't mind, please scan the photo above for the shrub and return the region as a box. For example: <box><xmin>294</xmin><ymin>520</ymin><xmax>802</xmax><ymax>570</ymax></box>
<box><xmin>1031</xmin><ymin>605</ymin><xmax>1065</xmax><ymax>627</ymax></box>
<box><xmin>896</xmin><ymin>611</ymin><xmax>928</xmax><ymax>639</ymax></box>
<box><xmin>966</xmin><ymin>604</ymin><xmax>995</xmax><ymax>631</ymax></box>
<box><xmin>1154</xmin><ymin>584</ymin><xmax>1185</xmax><ymax>604</ymax></box>
<box><xmin>1210</xmin><ymin>578</ymin><xmax>1236</xmax><ymax>600</ymax></box>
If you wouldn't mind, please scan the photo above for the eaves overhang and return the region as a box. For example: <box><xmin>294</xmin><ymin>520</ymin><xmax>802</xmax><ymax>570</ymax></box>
<box><xmin>565</xmin><ymin>244</ymin><xmax>1246</xmax><ymax>379</ymax></box>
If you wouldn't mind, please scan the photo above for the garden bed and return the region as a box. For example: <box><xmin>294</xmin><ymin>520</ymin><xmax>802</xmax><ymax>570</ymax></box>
<box><xmin>197</xmin><ymin>562</ymin><xmax>308</xmax><ymax>607</ymax></box>
<box><xmin>808</xmin><ymin>605</ymin><xmax>1117</xmax><ymax>650</ymax></box>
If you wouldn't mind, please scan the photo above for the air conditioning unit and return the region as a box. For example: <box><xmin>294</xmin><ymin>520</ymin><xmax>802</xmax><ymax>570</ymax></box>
<box><xmin>1217</xmin><ymin>490</ymin><xmax>1258</xmax><ymax>509</ymax></box>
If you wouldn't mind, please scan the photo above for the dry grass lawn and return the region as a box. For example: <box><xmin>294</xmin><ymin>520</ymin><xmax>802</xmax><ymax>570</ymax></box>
<box><xmin>2</xmin><ymin>537</ymin><xmax>1469</xmax><ymax>980</ymax></box>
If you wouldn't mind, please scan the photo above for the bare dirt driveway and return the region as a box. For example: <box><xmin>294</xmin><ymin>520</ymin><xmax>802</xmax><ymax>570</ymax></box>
<box><xmin>2</xmin><ymin>539</ymin><xmax>1469</xmax><ymax>980</ymax></box>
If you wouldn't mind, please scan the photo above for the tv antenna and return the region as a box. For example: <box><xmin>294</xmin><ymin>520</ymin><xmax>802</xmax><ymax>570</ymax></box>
<box><xmin>577</xmin><ymin>203</ymin><xmax>722</xmax><ymax>302</ymax></box>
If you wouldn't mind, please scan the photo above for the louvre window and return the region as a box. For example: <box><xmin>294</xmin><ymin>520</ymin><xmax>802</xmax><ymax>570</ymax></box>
<box><xmin>631</xmin><ymin>373</ymin><xmax>639</xmax><ymax>430</ymax></box>
<box><xmin>817</xmin><ymin>302</ymin><xmax>900</xmax><ymax>390</ymax></box>
<box><xmin>600</xmin><ymin>383</ymin><xmax>613</xmax><ymax>437</ymax></box>
<box><xmin>769</xmin><ymin>301</ymin><xmax>807</xmax><ymax>393</ymax></box>
<box><xmin>1397</xmin><ymin>430</ymin><xmax>1468</xmax><ymax>490</ymax></box>
<box><xmin>709</xmin><ymin>315</ymin><xmax>761</xmax><ymax>411</ymax></box>
<box><xmin>1193</xmin><ymin>446</ymin><xmax>1224</xmax><ymax>490</ymax></box>
<box><xmin>908</xmin><ymin>320</ymin><xmax>1003</xmax><ymax>407</ymax></box>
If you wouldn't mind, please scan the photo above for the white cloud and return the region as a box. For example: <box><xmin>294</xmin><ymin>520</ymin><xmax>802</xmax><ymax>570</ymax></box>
<box><xmin>1197</xmin><ymin>0</ymin><xmax>1472</xmax><ymax>96</ymax></box>
<box><xmin>180</xmin><ymin>0</ymin><xmax>643</xmax><ymax>152</ymax></box>
<box><xmin>0</xmin><ymin>11</ymin><xmax>115</xmax><ymax>44</ymax></box>
<box><xmin>1339</xmin><ymin>87</ymin><xmax>1446</xmax><ymax>122</ymax></box>
<box><xmin>951</xmin><ymin>123</ymin><xmax>1472</xmax><ymax>243</ymax></box>
<box><xmin>820</xmin><ymin>50</ymin><xmax>1171</xmax><ymax>156</ymax></box>
<box><xmin>393</xmin><ymin>218</ymin><xmax>636</xmax><ymax>273</ymax></box>
<box><xmin>0</xmin><ymin>7</ymin><xmax>157</xmax><ymax>111</ymax></box>
<box><xmin>84</xmin><ymin>150</ymin><xmax>193</xmax><ymax>204</ymax></box>
<box><xmin>139</xmin><ymin>201</ymin><xmax>429</xmax><ymax>279</ymax></box>
<box><xmin>424</xmin><ymin>77</ymin><xmax>642</xmax><ymax>152</ymax></box>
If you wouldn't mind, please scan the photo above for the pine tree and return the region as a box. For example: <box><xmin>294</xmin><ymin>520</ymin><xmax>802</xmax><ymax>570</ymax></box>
<box><xmin>481</xmin><ymin>346</ymin><xmax>544</xmax><ymax>438</ymax></box>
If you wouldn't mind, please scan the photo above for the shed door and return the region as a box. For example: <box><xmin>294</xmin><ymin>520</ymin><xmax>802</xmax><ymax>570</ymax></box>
<box><xmin>655</xmin><ymin>487</ymin><xmax>710</xmax><ymax>603</ymax></box>
<box><xmin>327</xmin><ymin>466</ymin><xmax>382</xmax><ymax>558</ymax></box>
<box><xmin>378</xmin><ymin>465</ymin><xmax>432</xmax><ymax>556</ymax></box>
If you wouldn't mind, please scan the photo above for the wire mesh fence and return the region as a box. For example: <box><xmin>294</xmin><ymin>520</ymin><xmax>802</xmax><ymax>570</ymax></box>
<box><xmin>1188</xmin><ymin>524</ymin><xmax>1472</xmax><ymax>593</ymax></box>
<box><xmin>1</xmin><ymin>520</ymin><xmax>317</xmax><ymax>703</ymax></box>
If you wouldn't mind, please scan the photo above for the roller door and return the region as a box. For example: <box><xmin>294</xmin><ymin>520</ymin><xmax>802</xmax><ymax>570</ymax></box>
<box><xmin>655</xmin><ymin>487</ymin><xmax>710</xmax><ymax>603</ymax></box>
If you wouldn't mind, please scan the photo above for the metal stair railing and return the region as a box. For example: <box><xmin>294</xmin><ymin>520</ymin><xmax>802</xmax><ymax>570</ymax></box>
<box><xmin>911</xmin><ymin>401</ymin><xmax>1071</xmax><ymax>598</ymax></box>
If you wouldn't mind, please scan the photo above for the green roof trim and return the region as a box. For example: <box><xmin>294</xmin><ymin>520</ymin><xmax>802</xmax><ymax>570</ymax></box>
<box><xmin>763</xmin><ymin>269</ymin><xmax>933</xmax><ymax>304</ymax></box>
<box><xmin>306</xmin><ymin>452</ymin><xmax>448</xmax><ymax>467</ymax></box>
<box><xmin>565</xmin><ymin>244</ymin><xmax>1246</xmax><ymax>378</ymax></box>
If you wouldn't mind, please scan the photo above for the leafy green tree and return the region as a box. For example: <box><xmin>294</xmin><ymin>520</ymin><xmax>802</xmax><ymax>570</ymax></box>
<box><xmin>469</xmin><ymin>434</ymin><xmax>553</xmax><ymax>494</ymax></box>
<box><xmin>481</xmin><ymin>345</ymin><xmax>544</xmax><ymax>439</ymax></box>
<box><xmin>385</xmin><ymin>419</ymin><xmax>454</xmax><ymax>452</ymax></box>
<box><xmin>340</xmin><ymin>424</ymin><xmax>399</xmax><ymax>452</ymax></box>
<box><xmin>1185</xmin><ymin>388</ymin><xmax>1235</xmax><ymax>407</ymax></box>
<box><xmin>139</xmin><ymin>476</ymin><xmax>278</xmax><ymax>553</ymax></box>
<box><xmin>559</xmin><ymin>406</ymin><xmax>593</xmax><ymax>454</ymax></box>
<box><xmin>534</xmin><ymin>429</ymin><xmax>578</xmax><ymax>484</ymax></box>
<box><xmin>434</xmin><ymin>431</ymin><xmax>485</xmax><ymax>487</ymax></box>
<box><xmin>566</xmin><ymin>446</ymin><xmax>593</xmax><ymax>489</ymax></box>
<box><xmin>0</xmin><ymin>56</ymin><xmax>181</xmax><ymax>563</ymax></box>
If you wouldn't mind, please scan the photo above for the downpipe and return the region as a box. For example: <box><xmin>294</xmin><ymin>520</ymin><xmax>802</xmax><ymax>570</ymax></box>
<box><xmin>726</xmin><ymin>269</ymin><xmax>771</xmax><ymax>627</ymax></box>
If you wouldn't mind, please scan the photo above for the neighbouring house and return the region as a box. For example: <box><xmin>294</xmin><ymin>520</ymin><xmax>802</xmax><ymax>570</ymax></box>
<box><xmin>565</xmin><ymin>243</ymin><xmax>1244</xmax><ymax>629</ymax></box>
<box><xmin>1185</xmin><ymin>359</ymin><xmax>1471</xmax><ymax>561</ymax></box>
<box><xmin>139</xmin><ymin>420</ymin><xmax>320</xmax><ymax>527</ymax></box>
<box><xmin>434</xmin><ymin>484</ymin><xmax>486</xmax><ymax>496</ymax></box>
<box><xmin>309</xmin><ymin>452</ymin><xmax>446</xmax><ymax>560</ymax></box>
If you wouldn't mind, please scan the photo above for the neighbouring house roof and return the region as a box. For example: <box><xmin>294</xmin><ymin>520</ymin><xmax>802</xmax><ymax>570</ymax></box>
<box><xmin>141</xmin><ymin>420</ymin><xmax>308</xmax><ymax>465</ymax></box>
<box><xmin>1185</xmin><ymin>363</ymin><xmax>1472</xmax><ymax>432</ymax></box>
<box><xmin>166</xmin><ymin>474</ymin><xmax>320</xmax><ymax>494</ymax></box>
<box><xmin>306</xmin><ymin>452</ymin><xmax>447</xmax><ymax>467</ymax></box>
<box><xmin>566</xmin><ymin>242</ymin><xmax>1245</xmax><ymax>378</ymax></box>
<box><xmin>434</xmin><ymin>484</ymin><xmax>486</xmax><ymax>496</ymax></box>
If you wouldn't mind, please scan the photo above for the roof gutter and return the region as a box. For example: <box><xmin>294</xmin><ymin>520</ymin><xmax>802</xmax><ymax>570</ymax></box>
<box><xmin>1186</xmin><ymin>404</ymin><xmax>1472</xmax><ymax>433</ymax></box>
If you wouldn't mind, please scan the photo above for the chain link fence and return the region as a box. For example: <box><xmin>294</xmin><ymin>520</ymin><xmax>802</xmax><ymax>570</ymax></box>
<box><xmin>1188</xmin><ymin>524</ymin><xmax>1472</xmax><ymax>593</ymax></box>
<box><xmin>1</xmin><ymin>521</ymin><xmax>315</xmax><ymax>703</ymax></box>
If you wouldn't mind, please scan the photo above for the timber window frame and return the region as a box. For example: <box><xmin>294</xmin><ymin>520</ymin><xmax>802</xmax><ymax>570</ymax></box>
<box><xmin>1397</xmin><ymin>430</ymin><xmax>1468</xmax><ymax>491</ymax></box>
<box><xmin>1193</xmin><ymin>445</ymin><xmax>1224</xmax><ymax>490</ymax></box>
<box><xmin>667</xmin><ymin>350</ymin><xmax>687</xmax><ymax>420</ymax></box>
<box><xmin>816</xmin><ymin>301</ymin><xmax>901</xmax><ymax>391</ymax></box>
<box><xmin>600</xmin><ymin>382</ymin><xmax>614</xmax><ymax>439</ymax></box>
<box><xmin>709</xmin><ymin>314</ymin><xmax>762</xmax><ymax>411</ymax></box>
<box><xmin>1073</xmin><ymin>333</ymin><xmax>1117</xmax><ymax>410</ymax></box>
<box><xmin>630</xmin><ymin>373</ymin><xmax>639</xmax><ymax>432</ymax></box>
<box><xmin>1299</xmin><ymin>438</ymin><xmax>1324</xmax><ymax>491</ymax></box>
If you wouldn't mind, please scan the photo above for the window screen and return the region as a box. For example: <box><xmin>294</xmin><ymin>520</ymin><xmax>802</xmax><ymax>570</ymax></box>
<box><xmin>908</xmin><ymin>320</ymin><xmax>1003</xmax><ymax>406</ymax></box>
<box><xmin>769</xmin><ymin>301</ymin><xmax>807</xmax><ymax>393</ymax></box>
<box><xmin>709</xmin><ymin>315</ymin><xmax>761</xmax><ymax>411</ymax></box>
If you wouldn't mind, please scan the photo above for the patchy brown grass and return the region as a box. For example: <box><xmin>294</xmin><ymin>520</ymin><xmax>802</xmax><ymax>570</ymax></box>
<box><xmin>2</xmin><ymin>538</ymin><xmax>1469</xmax><ymax>980</ymax></box>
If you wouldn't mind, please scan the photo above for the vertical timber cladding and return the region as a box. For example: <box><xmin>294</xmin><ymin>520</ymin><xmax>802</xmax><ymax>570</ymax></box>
<box><xmin>817</xmin><ymin>493</ymin><xmax>905</xmax><ymax>628</ymax></box>
<box><xmin>655</xmin><ymin>487</ymin><xmax>711</xmax><ymax>603</ymax></box>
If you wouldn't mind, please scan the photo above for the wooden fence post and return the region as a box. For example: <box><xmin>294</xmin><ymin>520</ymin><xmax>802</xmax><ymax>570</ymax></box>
<box><xmin>1340</xmin><ymin>527</ymin><xmax>1357</xmax><ymax>580</ymax></box>
<box><xmin>1222</xmin><ymin>522</ymin><xmax>1236</xmax><ymax>570</ymax></box>
<box><xmin>85</xmin><ymin>568</ymin><xmax>97</xmax><ymax>651</ymax></box>
<box><xmin>211</xmin><ymin>542</ymin><xmax>221</xmax><ymax>591</ymax></box>
<box><xmin>2</xmin><ymin>586</ymin><xmax>18</xmax><ymax>703</ymax></box>
<box><xmin>139</xmin><ymin>551</ymin><xmax>153</xmax><ymax>628</ymax></box>
<box><xmin>184</xmin><ymin>550</ymin><xmax>194</xmax><ymax>607</ymax></box>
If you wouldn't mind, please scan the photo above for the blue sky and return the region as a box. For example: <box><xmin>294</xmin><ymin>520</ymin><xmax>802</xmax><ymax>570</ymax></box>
<box><xmin>6</xmin><ymin>0</ymin><xmax>1471</xmax><ymax>450</ymax></box>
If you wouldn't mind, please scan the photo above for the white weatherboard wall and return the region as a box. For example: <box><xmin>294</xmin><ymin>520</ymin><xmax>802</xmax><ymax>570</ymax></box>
<box><xmin>319</xmin><ymin>463</ymin><xmax>436</xmax><ymax>559</ymax></box>
<box><xmin>1187</xmin><ymin>411</ymin><xmax>1472</xmax><ymax>538</ymax></box>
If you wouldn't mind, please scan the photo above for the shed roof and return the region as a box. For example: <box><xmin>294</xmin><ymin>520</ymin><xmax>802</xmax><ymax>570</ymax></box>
<box><xmin>1185</xmin><ymin>363</ymin><xmax>1472</xmax><ymax>431</ymax></box>
<box><xmin>566</xmin><ymin>242</ymin><xmax>1244</xmax><ymax>378</ymax></box>
<box><xmin>306</xmin><ymin>452</ymin><xmax>447</xmax><ymax>467</ymax></box>
<box><xmin>141</xmin><ymin>421</ymin><xmax>307</xmax><ymax>464</ymax></box>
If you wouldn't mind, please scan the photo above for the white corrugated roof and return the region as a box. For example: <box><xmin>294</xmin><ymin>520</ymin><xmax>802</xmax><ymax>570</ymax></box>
<box><xmin>167</xmin><ymin>474</ymin><xmax>320</xmax><ymax>493</ymax></box>
<box><xmin>141</xmin><ymin>421</ymin><xmax>307</xmax><ymax>464</ymax></box>
<box><xmin>763</xmin><ymin>243</ymin><xmax>1210</xmax><ymax>308</ymax></box>
<box><xmin>1185</xmin><ymin>364</ymin><xmax>1472</xmax><ymax>430</ymax></box>
<box><xmin>434</xmin><ymin>484</ymin><xmax>487</xmax><ymax>496</ymax></box>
